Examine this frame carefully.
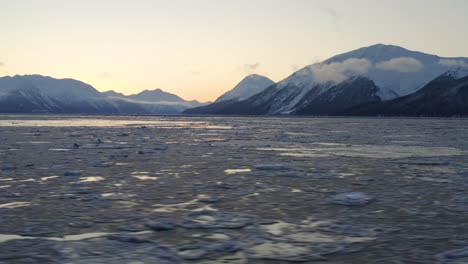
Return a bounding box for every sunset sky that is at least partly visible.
[2,0,468,102]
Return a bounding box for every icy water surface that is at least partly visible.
[0,115,468,263]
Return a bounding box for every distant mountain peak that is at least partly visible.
[128,88,186,103]
[324,43,431,65]
[364,43,408,50]
[215,74,274,102]
[244,73,268,79]
[102,90,125,98]
[145,88,163,92]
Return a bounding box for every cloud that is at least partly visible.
[97,72,115,79]
[243,63,260,74]
[376,57,424,72]
[438,59,468,68]
[308,58,372,84]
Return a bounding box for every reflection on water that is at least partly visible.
[0,116,232,129]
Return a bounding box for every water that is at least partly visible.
[0,115,467,263]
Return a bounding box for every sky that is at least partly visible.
[1,0,468,102]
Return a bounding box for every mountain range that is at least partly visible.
[2,44,468,116]
[184,44,468,117]
[0,75,205,114]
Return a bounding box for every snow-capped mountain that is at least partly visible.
[0,74,102,100]
[183,74,274,114]
[0,75,205,114]
[346,68,468,117]
[323,44,468,98]
[128,89,186,103]
[215,74,274,102]
[184,44,468,115]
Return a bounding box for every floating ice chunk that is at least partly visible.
[152,198,199,213]
[283,232,337,243]
[200,251,247,264]
[177,245,208,260]
[49,232,115,241]
[0,230,154,243]
[254,164,290,171]
[0,234,35,243]
[145,220,176,231]
[0,178,14,181]
[180,211,255,229]
[261,221,297,236]
[247,241,320,261]
[331,192,372,206]
[78,176,105,183]
[206,233,231,240]
[101,193,135,200]
[48,148,72,152]
[89,161,113,167]
[41,176,59,181]
[224,169,252,175]
[133,175,159,180]
[18,179,36,182]
[0,202,30,209]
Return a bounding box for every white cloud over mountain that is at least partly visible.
[376,57,424,72]
[309,58,372,84]
[438,59,468,68]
